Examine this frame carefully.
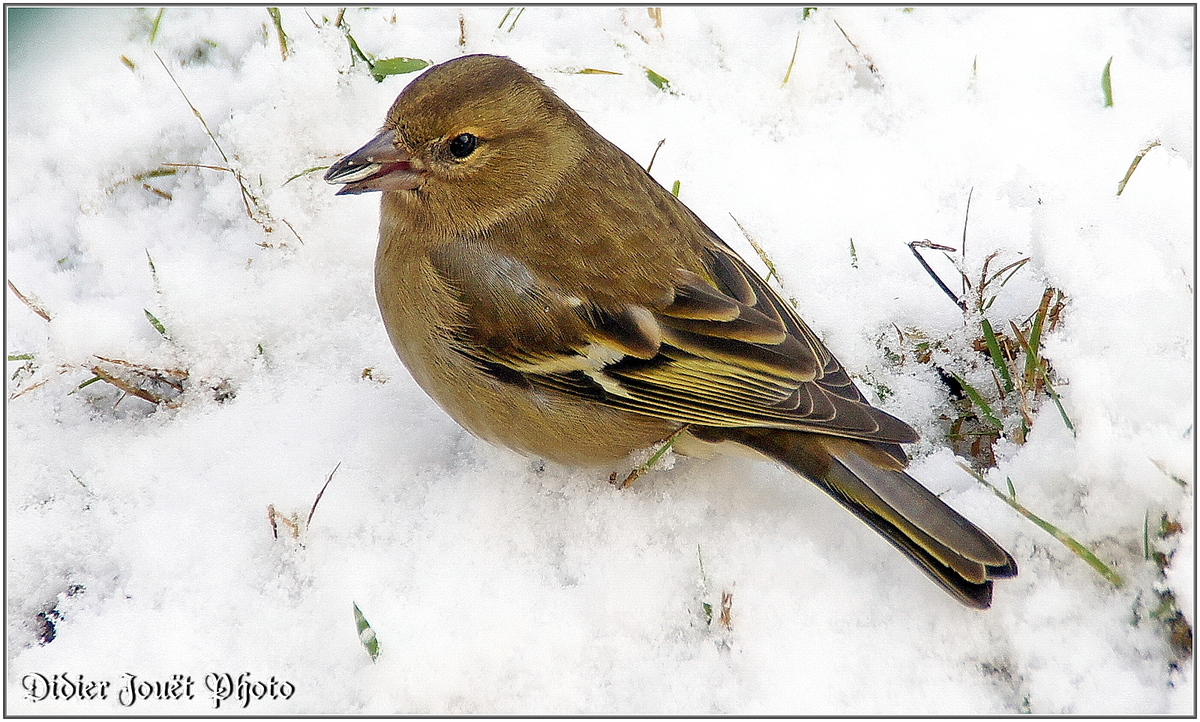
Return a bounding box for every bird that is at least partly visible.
[325,53,1017,608]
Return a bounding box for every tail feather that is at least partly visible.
[693,426,1017,609]
[820,447,1017,607]
[824,437,1016,572]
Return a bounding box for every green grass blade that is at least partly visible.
[144,309,170,339]
[1023,289,1054,385]
[645,430,681,469]
[139,167,179,180]
[371,56,431,78]
[617,425,686,488]
[345,33,373,66]
[149,8,165,44]
[986,256,1030,289]
[670,180,680,197]
[267,7,289,60]
[1101,56,1114,107]
[353,602,381,662]
[949,371,1003,430]
[72,375,103,393]
[645,67,672,92]
[1040,373,1076,434]
[960,464,1124,588]
[8,353,35,362]
[507,7,525,31]
[497,7,525,32]
[1003,314,1080,431]
[284,166,330,185]
[980,318,1013,393]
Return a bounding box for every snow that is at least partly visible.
[5,6,1193,715]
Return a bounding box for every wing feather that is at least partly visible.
[433,237,918,445]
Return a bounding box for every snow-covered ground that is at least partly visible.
[6,6,1193,714]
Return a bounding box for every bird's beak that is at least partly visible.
[324,130,423,195]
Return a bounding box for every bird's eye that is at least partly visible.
[447,133,478,159]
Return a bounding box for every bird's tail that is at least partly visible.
[693,427,1018,609]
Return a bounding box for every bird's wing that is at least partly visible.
[431,238,918,446]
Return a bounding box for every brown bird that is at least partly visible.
[325,54,1017,608]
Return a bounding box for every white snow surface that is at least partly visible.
[5,6,1194,715]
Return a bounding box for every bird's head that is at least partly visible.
[325,54,589,233]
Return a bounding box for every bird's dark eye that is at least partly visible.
[448,133,478,159]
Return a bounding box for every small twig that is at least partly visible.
[781,28,801,87]
[306,462,342,527]
[142,183,172,200]
[1116,140,1161,196]
[731,214,779,284]
[156,59,298,246]
[718,590,733,629]
[832,19,882,86]
[162,162,234,173]
[645,138,666,174]
[960,187,969,279]
[156,55,232,169]
[9,376,55,401]
[7,281,52,322]
[268,504,302,540]
[89,366,163,405]
[907,241,965,311]
[93,356,187,386]
[280,218,305,245]
[156,54,259,223]
[1150,459,1188,488]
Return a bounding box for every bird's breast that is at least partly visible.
[373,229,676,466]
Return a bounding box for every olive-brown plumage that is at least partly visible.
[326,54,1017,608]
